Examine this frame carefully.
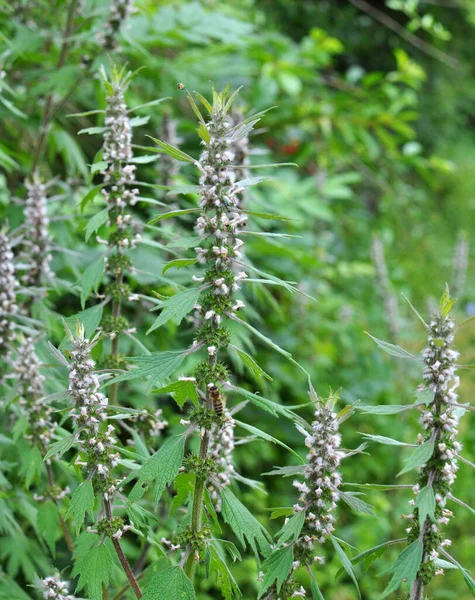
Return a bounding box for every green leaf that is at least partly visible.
[360,433,413,447]
[198,122,210,144]
[415,485,435,526]
[153,380,198,407]
[380,541,423,598]
[358,404,413,415]
[129,155,158,164]
[440,552,475,594]
[147,287,202,333]
[19,445,44,487]
[127,435,186,505]
[258,546,294,597]
[309,570,325,600]
[66,480,95,534]
[231,345,273,381]
[162,258,198,275]
[194,91,213,114]
[107,350,186,389]
[36,501,59,555]
[344,483,411,491]
[147,137,195,163]
[230,386,298,421]
[64,304,103,339]
[79,184,104,212]
[79,256,105,309]
[440,285,456,318]
[85,208,108,242]
[91,161,108,174]
[241,209,295,222]
[44,432,76,461]
[78,126,108,135]
[276,510,305,545]
[234,420,303,461]
[262,465,306,478]
[398,439,435,477]
[331,536,361,598]
[126,502,159,533]
[141,566,196,600]
[73,543,113,600]
[171,473,194,514]
[206,542,241,599]
[366,333,419,360]
[339,491,376,516]
[148,208,201,224]
[221,488,271,557]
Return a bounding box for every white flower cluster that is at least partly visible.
[407,313,461,576]
[13,336,55,450]
[21,178,52,286]
[193,106,248,314]
[68,329,119,495]
[0,231,18,357]
[38,574,75,600]
[129,407,168,445]
[293,401,344,553]
[100,0,134,50]
[207,411,235,510]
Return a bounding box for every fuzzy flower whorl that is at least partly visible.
[13,336,55,449]
[407,307,461,583]
[293,397,344,559]
[21,178,52,286]
[101,0,134,50]
[67,327,119,496]
[37,574,75,600]
[0,232,18,356]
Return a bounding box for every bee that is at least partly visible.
[207,383,223,416]
[177,83,185,90]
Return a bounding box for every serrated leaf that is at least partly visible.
[141,566,196,600]
[331,536,361,598]
[36,501,59,555]
[380,541,423,598]
[107,350,186,389]
[221,488,271,557]
[415,485,436,526]
[44,432,76,461]
[19,445,44,487]
[73,543,113,600]
[126,502,159,534]
[148,208,201,224]
[66,480,95,534]
[398,439,434,477]
[276,510,305,545]
[79,256,105,308]
[366,333,419,360]
[85,208,108,242]
[206,542,241,599]
[79,184,104,211]
[339,491,375,516]
[234,420,303,461]
[232,346,272,381]
[258,546,294,597]
[127,435,186,505]
[262,465,306,478]
[147,137,195,163]
[147,287,201,333]
[162,258,198,275]
[153,380,198,407]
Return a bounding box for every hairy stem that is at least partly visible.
[104,498,142,599]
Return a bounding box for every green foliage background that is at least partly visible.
[0,0,474,599]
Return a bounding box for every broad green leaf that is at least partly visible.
[147,137,195,163]
[153,380,198,407]
[415,485,435,526]
[276,510,305,545]
[44,432,76,461]
[398,439,434,476]
[36,501,59,555]
[234,420,303,461]
[366,333,419,360]
[141,566,196,600]
[331,536,361,599]
[258,546,294,597]
[171,473,194,514]
[147,287,201,333]
[380,541,423,598]
[73,543,113,600]
[162,258,198,275]
[221,488,271,556]
[79,256,105,308]
[85,208,108,242]
[339,491,375,516]
[127,435,186,505]
[19,445,44,487]
[148,208,201,224]
[107,350,186,388]
[66,480,95,534]
[79,184,104,212]
[231,345,273,381]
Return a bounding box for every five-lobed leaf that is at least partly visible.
[258,546,294,597]
[147,287,202,333]
[72,543,113,600]
[380,540,423,598]
[66,480,95,534]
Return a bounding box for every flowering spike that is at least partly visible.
[207,411,235,511]
[100,0,135,50]
[0,231,19,358]
[36,574,76,600]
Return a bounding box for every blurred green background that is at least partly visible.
[0,0,474,598]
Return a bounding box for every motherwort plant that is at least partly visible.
[0,231,18,361]
[367,288,474,598]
